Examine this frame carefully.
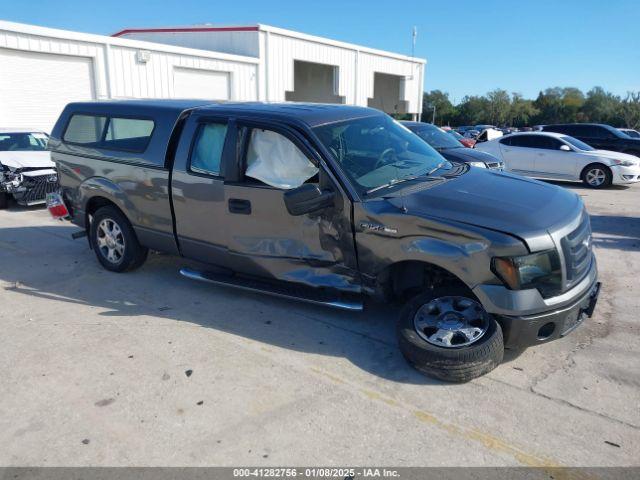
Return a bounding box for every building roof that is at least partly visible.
[112,24,426,64]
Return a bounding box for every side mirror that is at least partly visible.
[283,184,335,216]
[560,145,572,151]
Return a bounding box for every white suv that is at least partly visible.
[476,131,640,188]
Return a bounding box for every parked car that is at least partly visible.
[401,122,503,169]
[475,132,640,188]
[47,100,600,382]
[0,128,57,208]
[463,129,480,139]
[542,123,640,157]
[448,129,476,148]
[618,128,640,139]
[474,124,496,132]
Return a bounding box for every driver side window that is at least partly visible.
[244,128,319,190]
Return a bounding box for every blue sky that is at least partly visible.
[1,0,638,102]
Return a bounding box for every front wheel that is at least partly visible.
[0,192,8,209]
[581,164,612,189]
[397,288,504,382]
[90,206,148,272]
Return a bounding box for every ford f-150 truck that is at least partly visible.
[47,100,600,382]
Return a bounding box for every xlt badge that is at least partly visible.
[360,222,398,235]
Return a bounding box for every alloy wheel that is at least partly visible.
[96,218,126,264]
[413,296,490,348]
[586,168,606,187]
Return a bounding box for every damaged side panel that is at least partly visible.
[353,199,528,294]
[220,183,361,292]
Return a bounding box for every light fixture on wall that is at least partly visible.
[136,50,151,64]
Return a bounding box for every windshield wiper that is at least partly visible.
[365,174,425,195]
[425,161,448,177]
[364,161,450,196]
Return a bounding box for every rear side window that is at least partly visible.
[190,123,228,176]
[63,114,155,153]
[104,118,155,152]
[63,114,107,145]
[508,135,550,148]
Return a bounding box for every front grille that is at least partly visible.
[561,214,593,289]
[18,174,59,205]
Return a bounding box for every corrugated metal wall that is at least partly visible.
[107,45,257,100]
[116,26,425,116]
[0,21,259,103]
[264,32,357,104]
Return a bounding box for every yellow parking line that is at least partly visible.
[309,366,594,479]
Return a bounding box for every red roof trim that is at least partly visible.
[112,26,259,37]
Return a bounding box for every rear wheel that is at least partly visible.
[0,192,8,209]
[90,206,148,272]
[581,163,612,188]
[397,287,504,382]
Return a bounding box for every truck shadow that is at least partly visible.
[0,224,451,385]
[589,214,640,252]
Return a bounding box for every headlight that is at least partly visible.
[492,250,562,297]
[612,159,636,167]
[468,161,487,168]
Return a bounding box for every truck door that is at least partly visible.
[171,114,231,266]
[221,120,360,292]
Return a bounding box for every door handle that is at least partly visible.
[228,198,251,215]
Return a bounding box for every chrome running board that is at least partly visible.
[179,267,363,311]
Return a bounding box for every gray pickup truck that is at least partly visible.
[47,100,600,382]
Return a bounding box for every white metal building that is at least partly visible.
[114,25,425,119]
[0,20,259,132]
[0,20,425,133]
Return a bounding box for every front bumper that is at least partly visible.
[1,169,58,205]
[498,281,600,349]
[611,165,640,184]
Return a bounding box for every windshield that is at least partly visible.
[0,132,48,152]
[314,115,452,195]
[562,136,595,151]
[413,125,463,150]
[449,130,464,140]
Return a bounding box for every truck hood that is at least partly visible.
[386,168,582,250]
[0,151,54,170]
[439,147,501,165]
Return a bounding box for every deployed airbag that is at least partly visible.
[246,129,319,189]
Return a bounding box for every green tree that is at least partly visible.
[486,89,511,126]
[454,95,490,125]
[583,87,622,124]
[509,93,539,127]
[560,87,585,122]
[621,92,640,129]
[421,90,456,125]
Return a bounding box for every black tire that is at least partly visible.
[397,287,504,382]
[0,192,8,210]
[89,205,148,272]
[581,163,612,189]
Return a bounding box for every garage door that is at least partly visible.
[173,67,230,100]
[0,48,96,133]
